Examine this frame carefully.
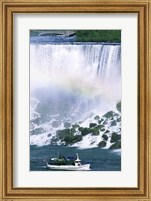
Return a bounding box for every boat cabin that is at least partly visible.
[74,153,81,166]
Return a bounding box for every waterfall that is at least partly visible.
[30,44,121,90]
[30,43,121,147]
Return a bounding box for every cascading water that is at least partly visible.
[30,42,121,148]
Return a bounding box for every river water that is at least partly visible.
[30,145,121,171]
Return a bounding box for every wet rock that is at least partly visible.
[98,119,104,124]
[102,134,108,141]
[78,127,84,132]
[89,123,97,128]
[96,124,104,130]
[111,120,116,126]
[57,129,71,138]
[52,121,61,128]
[105,130,110,134]
[58,129,82,145]
[91,127,100,136]
[81,128,91,136]
[64,122,71,128]
[40,114,51,123]
[117,117,121,122]
[116,101,121,112]
[98,141,106,148]
[71,128,76,134]
[109,141,121,149]
[51,137,59,145]
[103,111,115,118]
[110,132,121,143]
[94,115,100,120]
[47,133,52,137]
[31,127,44,135]
[72,124,79,129]
[31,118,40,126]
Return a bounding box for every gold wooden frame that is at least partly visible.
[0,0,151,200]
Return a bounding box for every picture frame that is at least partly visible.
[0,0,151,200]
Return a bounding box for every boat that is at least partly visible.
[46,153,91,171]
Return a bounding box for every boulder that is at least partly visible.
[47,133,52,137]
[57,129,71,139]
[117,117,121,122]
[64,134,82,145]
[78,127,84,132]
[56,128,82,145]
[81,128,91,136]
[98,141,106,148]
[102,134,108,141]
[110,133,121,143]
[32,118,40,125]
[98,119,104,124]
[116,101,121,112]
[103,111,115,118]
[31,127,44,135]
[89,123,97,128]
[111,120,116,126]
[52,121,60,128]
[64,122,71,128]
[72,124,79,129]
[91,127,100,135]
[94,115,100,120]
[109,141,121,149]
[51,137,59,145]
[97,125,104,130]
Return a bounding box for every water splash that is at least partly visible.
[30,43,121,147]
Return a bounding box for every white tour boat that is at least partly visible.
[46,153,90,171]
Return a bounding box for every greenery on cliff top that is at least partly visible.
[76,30,121,42]
[30,30,121,43]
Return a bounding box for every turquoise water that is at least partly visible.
[30,145,121,171]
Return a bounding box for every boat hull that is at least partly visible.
[46,164,90,171]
